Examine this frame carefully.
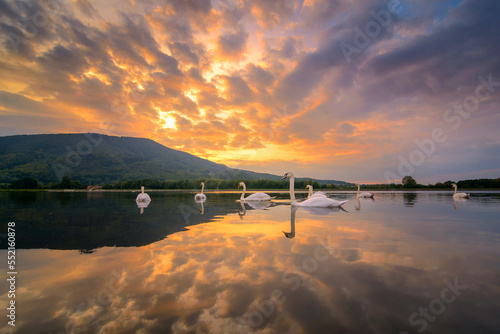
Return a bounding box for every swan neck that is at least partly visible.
[357,184,360,194]
[453,186,457,194]
[201,183,204,193]
[141,186,144,194]
[240,183,246,200]
[289,176,296,201]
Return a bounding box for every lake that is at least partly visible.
[1,190,499,334]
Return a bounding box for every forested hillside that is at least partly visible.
[0,133,350,187]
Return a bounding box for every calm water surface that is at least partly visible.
[1,190,499,334]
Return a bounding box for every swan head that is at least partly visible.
[452,184,457,189]
[305,185,312,189]
[281,172,294,180]
[200,182,204,186]
[141,186,145,193]
[238,182,245,189]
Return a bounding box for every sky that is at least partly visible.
[0,0,499,184]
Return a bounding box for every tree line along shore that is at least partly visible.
[2,175,500,191]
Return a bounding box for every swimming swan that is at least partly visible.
[195,182,207,201]
[238,182,274,201]
[305,185,327,198]
[452,184,469,199]
[281,172,348,207]
[136,186,151,202]
[356,184,374,198]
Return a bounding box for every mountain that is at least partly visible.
[0,133,276,184]
[0,133,350,186]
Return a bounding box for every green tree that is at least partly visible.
[402,175,417,188]
[443,180,454,188]
[59,175,72,189]
[10,177,39,189]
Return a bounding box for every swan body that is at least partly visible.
[136,186,151,202]
[452,184,469,199]
[282,172,348,208]
[305,185,327,198]
[356,184,374,198]
[195,182,207,201]
[298,196,349,207]
[238,182,273,201]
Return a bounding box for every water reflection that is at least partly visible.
[282,207,296,239]
[453,197,468,210]
[244,200,273,210]
[238,200,275,218]
[195,197,205,214]
[354,197,374,211]
[1,191,499,334]
[0,192,240,250]
[403,192,418,206]
[238,201,246,217]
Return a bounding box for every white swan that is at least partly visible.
[238,182,274,201]
[305,185,327,198]
[356,184,374,198]
[452,184,469,199]
[281,172,348,207]
[136,186,151,202]
[194,182,207,201]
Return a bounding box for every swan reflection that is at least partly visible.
[238,201,246,218]
[195,197,205,214]
[245,201,272,210]
[282,205,346,239]
[283,207,297,239]
[299,205,347,215]
[453,197,468,210]
[238,200,273,219]
[355,197,374,211]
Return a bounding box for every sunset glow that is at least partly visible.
[1,0,499,183]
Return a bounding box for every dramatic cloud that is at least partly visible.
[1,0,499,183]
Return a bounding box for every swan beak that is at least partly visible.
[237,184,241,188]
[281,174,288,180]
